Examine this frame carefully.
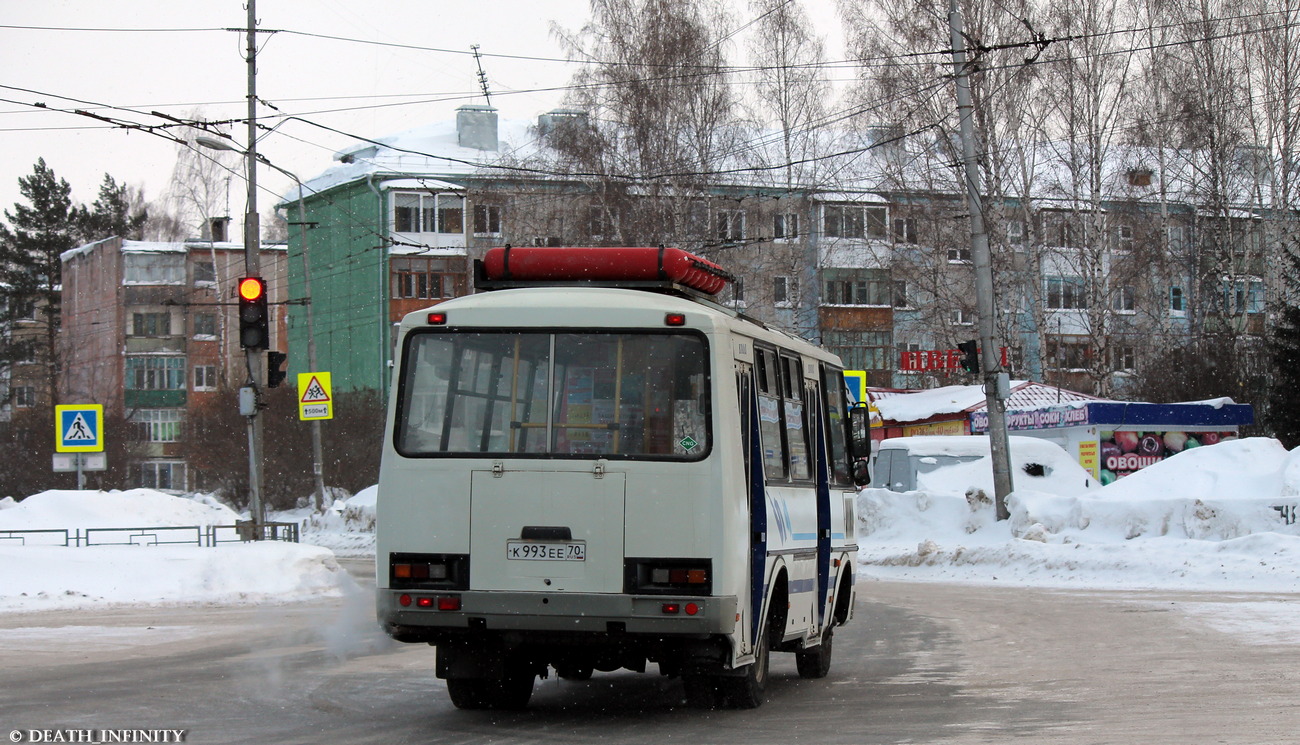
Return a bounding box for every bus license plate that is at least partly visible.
[506,541,586,561]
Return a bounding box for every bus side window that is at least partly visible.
[820,364,854,487]
[756,347,787,480]
[782,354,812,481]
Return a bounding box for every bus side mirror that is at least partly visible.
[848,406,872,487]
[849,406,871,459]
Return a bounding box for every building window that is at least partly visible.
[392,257,457,300]
[193,261,215,284]
[773,276,797,307]
[131,312,171,337]
[1166,225,1188,252]
[588,206,607,238]
[1046,276,1088,310]
[193,365,218,391]
[124,254,186,284]
[1111,345,1136,372]
[947,245,972,262]
[823,268,902,306]
[1111,285,1136,313]
[893,216,917,244]
[1170,286,1185,315]
[717,210,745,242]
[1128,168,1154,187]
[192,313,217,338]
[1221,278,1264,315]
[393,192,464,234]
[473,204,502,235]
[1046,336,1090,370]
[823,204,887,239]
[773,213,798,241]
[126,357,186,390]
[132,409,183,443]
[12,385,35,408]
[1114,223,1134,251]
[138,461,187,492]
[438,195,464,234]
[1007,219,1026,246]
[950,308,974,325]
[823,330,893,370]
[1041,212,1081,247]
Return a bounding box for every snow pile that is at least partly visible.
[1,488,240,530]
[275,486,377,558]
[0,489,350,613]
[857,438,1300,592]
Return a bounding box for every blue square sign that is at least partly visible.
[55,404,103,453]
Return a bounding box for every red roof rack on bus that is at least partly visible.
[474,246,735,298]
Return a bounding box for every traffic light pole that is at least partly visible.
[242,0,265,529]
[949,0,1014,519]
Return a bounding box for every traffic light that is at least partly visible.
[958,339,980,373]
[237,277,269,349]
[266,350,287,388]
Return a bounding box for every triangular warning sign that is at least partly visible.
[300,376,330,403]
[64,412,96,442]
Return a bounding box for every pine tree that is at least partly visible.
[0,159,81,408]
[79,174,148,241]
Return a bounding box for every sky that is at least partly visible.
[0,1,849,230]
[0,1,604,223]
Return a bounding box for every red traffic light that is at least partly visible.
[238,277,265,301]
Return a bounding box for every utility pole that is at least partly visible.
[948,0,1015,519]
[243,0,266,528]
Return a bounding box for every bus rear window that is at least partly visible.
[396,331,710,460]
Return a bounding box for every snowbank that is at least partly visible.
[857,438,1300,592]
[275,485,377,558]
[0,489,351,613]
[0,542,348,613]
[0,489,240,530]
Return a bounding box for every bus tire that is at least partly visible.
[718,620,770,709]
[445,668,535,710]
[795,624,833,679]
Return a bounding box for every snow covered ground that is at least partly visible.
[1,438,1297,634]
[856,437,1300,595]
[0,487,364,614]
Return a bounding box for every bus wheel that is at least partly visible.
[795,624,833,679]
[718,623,770,709]
[446,668,535,710]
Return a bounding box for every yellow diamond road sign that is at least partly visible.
[298,372,333,421]
[56,404,104,453]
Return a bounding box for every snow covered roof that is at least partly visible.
[61,238,284,263]
[292,116,543,201]
[871,382,1105,423]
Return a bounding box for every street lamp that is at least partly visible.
[196,136,329,513]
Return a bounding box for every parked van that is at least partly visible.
[870,435,1097,495]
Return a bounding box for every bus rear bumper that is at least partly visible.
[378,589,737,640]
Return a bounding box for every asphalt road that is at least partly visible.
[1,559,1297,744]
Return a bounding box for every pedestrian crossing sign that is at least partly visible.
[55,404,104,453]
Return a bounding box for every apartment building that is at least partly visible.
[60,233,287,491]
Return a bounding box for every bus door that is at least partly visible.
[807,375,832,630]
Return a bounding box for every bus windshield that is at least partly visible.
[396,331,710,460]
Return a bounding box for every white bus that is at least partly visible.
[377,247,869,710]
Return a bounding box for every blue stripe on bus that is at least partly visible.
[832,533,845,540]
[791,532,818,541]
[789,578,816,594]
